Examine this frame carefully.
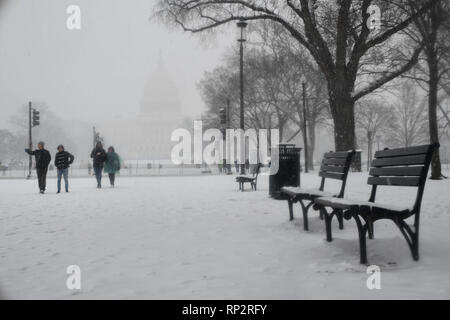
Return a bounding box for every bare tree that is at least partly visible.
[0,129,26,165]
[198,31,330,170]
[155,0,436,152]
[256,23,329,169]
[388,81,429,148]
[355,99,392,169]
[405,0,449,179]
[198,50,279,134]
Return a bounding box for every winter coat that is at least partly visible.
[54,151,75,169]
[90,147,107,168]
[25,149,51,169]
[104,152,121,174]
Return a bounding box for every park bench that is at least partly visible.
[236,163,262,191]
[313,143,439,264]
[280,150,355,231]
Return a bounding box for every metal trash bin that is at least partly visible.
[351,149,362,172]
[269,144,301,199]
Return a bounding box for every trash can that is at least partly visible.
[351,149,362,172]
[269,144,301,199]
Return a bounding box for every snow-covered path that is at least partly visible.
[1,172,450,299]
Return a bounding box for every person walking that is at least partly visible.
[90,141,107,188]
[25,141,51,194]
[104,146,121,187]
[54,145,75,193]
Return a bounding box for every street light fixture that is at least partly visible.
[237,19,247,175]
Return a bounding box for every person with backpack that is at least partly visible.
[25,141,51,194]
[90,141,107,188]
[104,146,121,187]
[54,145,75,193]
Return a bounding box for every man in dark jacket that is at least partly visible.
[25,141,51,194]
[90,141,107,188]
[55,144,75,193]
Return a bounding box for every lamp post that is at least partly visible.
[237,19,247,175]
[226,99,232,174]
[27,101,32,179]
[301,77,309,173]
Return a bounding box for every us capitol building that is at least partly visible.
[98,57,183,160]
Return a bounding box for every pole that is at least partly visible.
[302,82,309,173]
[226,99,231,174]
[239,39,245,175]
[27,101,32,179]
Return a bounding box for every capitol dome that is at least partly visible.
[140,54,182,117]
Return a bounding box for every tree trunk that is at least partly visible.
[427,52,442,179]
[307,117,316,171]
[367,131,373,171]
[328,85,357,152]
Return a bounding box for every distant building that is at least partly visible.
[99,55,182,160]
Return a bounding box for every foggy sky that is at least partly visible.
[0,0,234,131]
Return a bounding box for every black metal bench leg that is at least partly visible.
[412,232,419,261]
[300,201,308,231]
[336,210,344,230]
[368,220,374,239]
[288,199,294,221]
[320,207,333,242]
[300,200,314,231]
[397,220,419,261]
[353,214,369,264]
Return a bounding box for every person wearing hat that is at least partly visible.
[54,144,75,193]
[25,141,51,194]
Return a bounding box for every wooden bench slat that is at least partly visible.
[371,154,427,167]
[320,165,347,173]
[324,151,352,159]
[374,145,430,158]
[319,171,344,180]
[369,166,424,177]
[322,158,348,166]
[367,176,421,186]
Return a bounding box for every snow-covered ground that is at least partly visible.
[1,171,449,299]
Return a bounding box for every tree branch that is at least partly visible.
[352,45,423,101]
[364,0,437,50]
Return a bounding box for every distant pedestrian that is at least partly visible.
[54,145,75,193]
[90,141,107,188]
[104,146,121,188]
[25,141,51,194]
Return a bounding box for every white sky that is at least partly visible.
[0,0,235,130]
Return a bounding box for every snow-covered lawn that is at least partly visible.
[1,172,449,299]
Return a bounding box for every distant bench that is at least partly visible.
[313,143,439,264]
[236,163,262,191]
